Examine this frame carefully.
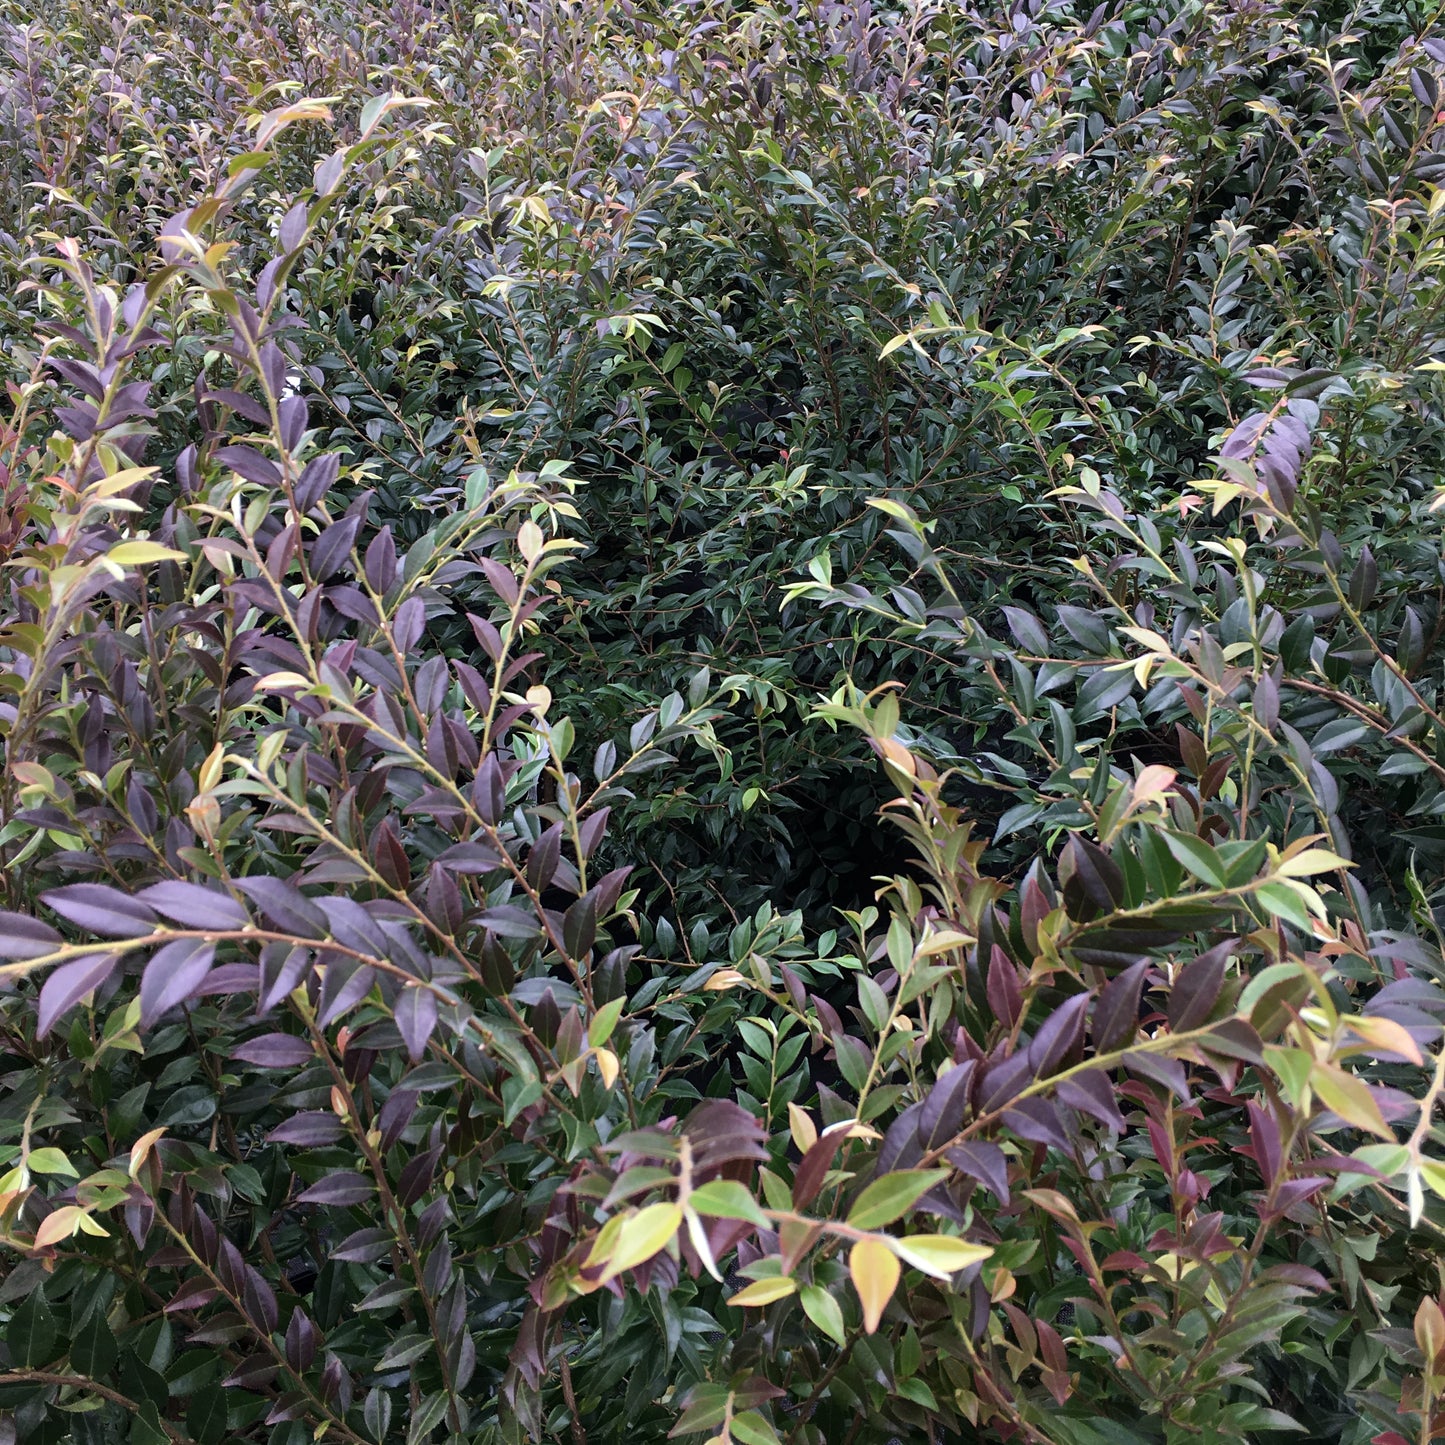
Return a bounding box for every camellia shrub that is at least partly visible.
[4,3,1445,1445]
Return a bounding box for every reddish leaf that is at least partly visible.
[1246,1100,1282,1185]
[986,945,1022,1027]
[793,1130,849,1209]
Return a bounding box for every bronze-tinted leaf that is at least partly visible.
[1092,959,1147,1053]
[1168,939,1233,1031]
[1059,835,1124,920]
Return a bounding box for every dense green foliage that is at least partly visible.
[5,1,1445,1443]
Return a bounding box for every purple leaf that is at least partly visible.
[137,881,248,930]
[946,1141,1010,1203]
[37,953,119,1034]
[1268,1176,1327,1215]
[394,986,438,1063]
[330,1227,393,1263]
[313,898,387,956]
[1059,835,1125,916]
[1220,412,1270,460]
[476,906,541,940]
[1002,1097,1071,1151]
[1027,993,1090,1079]
[918,1062,976,1150]
[243,1267,279,1333]
[296,456,338,520]
[43,884,158,938]
[260,945,313,1013]
[285,1309,318,1373]
[223,1356,279,1390]
[986,946,1022,1027]
[235,876,326,938]
[296,1173,375,1206]
[877,1101,926,1175]
[268,1113,346,1146]
[309,514,362,582]
[364,526,397,594]
[0,912,63,960]
[214,445,281,487]
[317,959,376,1028]
[190,963,258,998]
[140,939,216,1026]
[378,1088,418,1150]
[1124,1051,1192,1102]
[233,1033,314,1068]
[1169,939,1233,1031]
[979,1051,1033,1111]
[1056,1070,1125,1132]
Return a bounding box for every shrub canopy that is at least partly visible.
[3,2,1445,1444]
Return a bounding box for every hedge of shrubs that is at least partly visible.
[3,2,1445,1443]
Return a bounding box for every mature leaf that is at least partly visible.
[137,881,248,930]
[43,884,158,938]
[37,952,119,1034]
[232,1033,314,1068]
[268,1113,347,1147]
[296,1173,376,1206]
[395,985,439,1063]
[234,876,327,937]
[139,939,215,1027]
[70,1307,118,1377]
[1092,961,1147,1053]
[0,911,63,959]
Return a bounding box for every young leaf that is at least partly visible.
[728,1276,796,1307]
[596,1203,682,1283]
[688,1179,770,1227]
[849,1238,900,1334]
[799,1284,846,1345]
[847,1169,949,1230]
[889,1234,992,1279]
[1310,1063,1393,1140]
